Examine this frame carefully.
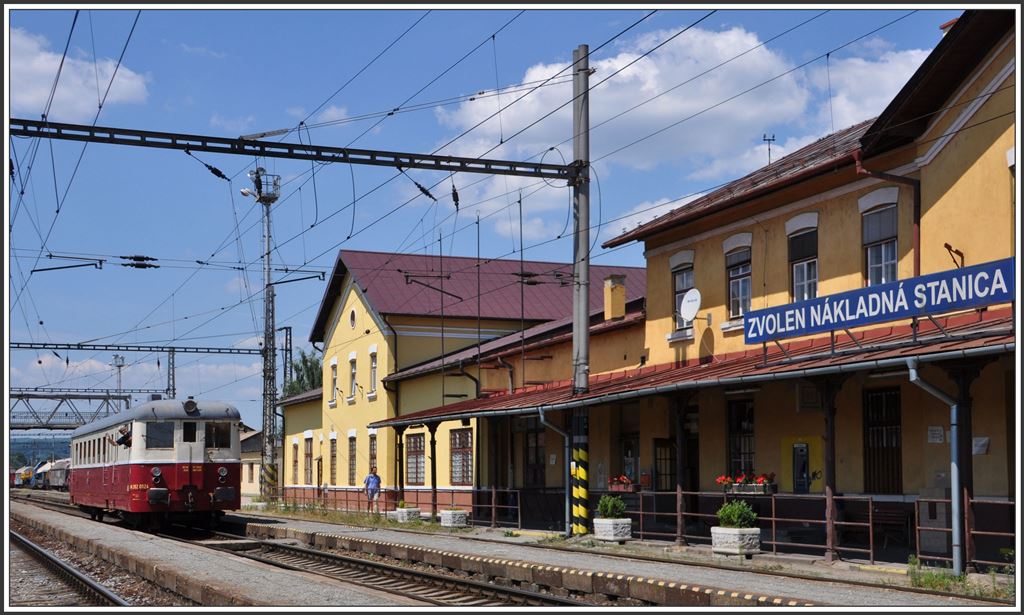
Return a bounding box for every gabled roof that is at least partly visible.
[310,250,645,342]
[603,119,873,248]
[386,297,645,383]
[860,10,1014,157]
[370,308,1013,428]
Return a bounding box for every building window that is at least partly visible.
[349,309,357,329]
[145,422,174,449]
[863,389,902,494]
[304,437,313,485]
[205,422,231,449]
[726,248,752,319]
[248,462,254,484]
[863,205,897,286]
[369,434,377,470]
[673,266,694,330]
[329,439,337,485]
[330,363,338,403]
[789,229,818,302]
[450,429,473,486]
[348,437,357,486]
[727,399,754,478]
[349,359,357,399]
[292,443,299,484]
[369,353,378,394]
[406,433,425,486]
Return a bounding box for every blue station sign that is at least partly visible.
[744,257,1015,344]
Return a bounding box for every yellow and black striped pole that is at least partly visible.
[260,463,278,500]
[571,409,590,535]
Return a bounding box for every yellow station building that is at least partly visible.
[369,10,1016,567]
[280,250,644,510]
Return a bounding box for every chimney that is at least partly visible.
[939,17,958,36]
[604,274,626,321]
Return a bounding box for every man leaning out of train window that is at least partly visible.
[108,424,132,448]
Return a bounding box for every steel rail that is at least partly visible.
[9,529,131,606]
[162,528,589,607]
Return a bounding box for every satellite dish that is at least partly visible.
[679,288,702,322]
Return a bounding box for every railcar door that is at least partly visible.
[178,420,204,509]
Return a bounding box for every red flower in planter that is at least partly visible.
[608,474,632,486]
[715,475,733,486]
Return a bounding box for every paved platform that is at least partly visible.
[9,502,418,607]
[228,509,996,607]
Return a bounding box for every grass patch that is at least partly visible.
[503,530,520,538]
[907,555,1015,600]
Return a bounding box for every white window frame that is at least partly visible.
[726,249,752,320]
[672,265,695,331]
[347,359,357,403]
[792,258,818,302]
[368,352,378,397]
[329,363,338,405]
[862,204,898,287]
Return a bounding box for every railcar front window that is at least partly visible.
[146,423,174,449]
[183,422,197,443]
[205,422,232,449]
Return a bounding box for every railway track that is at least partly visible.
[161,529,591,606]
[9,530,130,607]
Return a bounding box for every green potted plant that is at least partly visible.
[388,499,421,523]
[593,494,632,543]
[712,499,761,556]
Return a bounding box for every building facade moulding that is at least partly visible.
[785,212,819,236]
[858,186,900,214]
[722,232,752,254]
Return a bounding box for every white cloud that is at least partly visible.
[317,105,348,124]
[435,25,810,173]
[10,27,148,122]
[210,113,257,134]
[810,48,930,131]
[180,43,226,59]
[688,133,817,181]
[286,106,306,119]
[603,194,703,241]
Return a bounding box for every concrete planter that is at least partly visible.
[440,509,468,528]
[725,483,777,495]
[593,518,632,543]
[387,507,421,523]
[711,526,761,556]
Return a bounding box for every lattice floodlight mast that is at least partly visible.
[247,167,282,500]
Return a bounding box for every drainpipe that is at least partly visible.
[539,407,572,538]
[457,359,480,398]
[907,357,963,576]
[853,149,922,277]
[496,357,515,393]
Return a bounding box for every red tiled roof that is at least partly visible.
[369,308,1014,428]
[603,119,874,248]
[310,250,645,342]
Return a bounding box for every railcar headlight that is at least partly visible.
[151,467,162,477]
[218,466,228,477]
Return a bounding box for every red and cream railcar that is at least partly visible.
[69,398,241,525]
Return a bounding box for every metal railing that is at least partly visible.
[915,496,1016,569]
[273,486,522,528]
[599,488,881,563]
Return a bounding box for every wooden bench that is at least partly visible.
[840,507,911,549]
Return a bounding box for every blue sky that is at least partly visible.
[7,5,971,428]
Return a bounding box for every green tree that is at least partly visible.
[11,452,28,468]
[283,348,323,397]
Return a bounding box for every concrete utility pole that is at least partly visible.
[570,44,592,537]
[246,167,281,501]
[571,44,591,395]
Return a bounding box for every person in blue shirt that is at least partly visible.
[363,466,381,514]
